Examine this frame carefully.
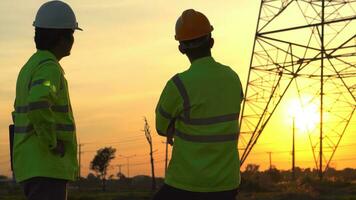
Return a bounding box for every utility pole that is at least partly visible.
[143,117,156,190]
[161,140,169,175]
[78,143,82,179]
[116,164,123,178]
[319,0,325,181]
[118,164,122,174]
[119,154,136,178]
[267,152,272,170]
[292,117,295,180]
[165,139,168,175]
[78,143,83,191]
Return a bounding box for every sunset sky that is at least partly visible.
[0,0,355,179]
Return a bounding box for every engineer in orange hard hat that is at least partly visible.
[154,9,243,200]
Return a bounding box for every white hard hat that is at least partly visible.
[33,1,82,31]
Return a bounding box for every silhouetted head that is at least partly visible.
[175,9,214,63]
[33,1,81,60]
[35,28,74,60]
[178,34,214,62]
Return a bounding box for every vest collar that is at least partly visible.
[36,50,58,62]
[190,56,215,68]
[35,50,65,74]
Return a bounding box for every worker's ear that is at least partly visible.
[178,45,186,54]
[209,38,214,49]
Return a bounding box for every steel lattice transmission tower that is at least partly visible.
[239,0,356,179]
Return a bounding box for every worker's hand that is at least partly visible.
[51,140,65,157]
[167,136,174,146]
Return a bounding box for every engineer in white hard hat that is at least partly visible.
[11,1,81,199]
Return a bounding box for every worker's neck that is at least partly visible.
[187,51,211,63]
[49,48,66,61]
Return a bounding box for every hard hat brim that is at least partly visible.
[175,25,213,41]
[33,22,83,31]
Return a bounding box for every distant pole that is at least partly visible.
[126,156,133,178]
[292,117,295,180]
[78,144,82,179]
[319,0,325,181]
[118,164,122,175]
[127,158,129,178]
[78,143,83,191]
[119,154,136,178]
[116,164,122,179]
[165,139,168,175]
[267,152,272,170]
[161,140,168,175]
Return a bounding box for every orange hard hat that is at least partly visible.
[175,9,214,41]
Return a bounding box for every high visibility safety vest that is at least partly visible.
[12,50,78,182]
[155,56,244,192]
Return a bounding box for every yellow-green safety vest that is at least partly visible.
[13,50,78,182]
[155,56,243,192]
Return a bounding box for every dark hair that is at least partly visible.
[34,28,74,50]
[180,34,212,55]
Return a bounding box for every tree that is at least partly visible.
[245,164,260,173]
[267,167,281,182]
[87,172,99,182]
[143,117,156,191]
[90,146,116,191]
[108,174,115,180]
[117,172,126,180]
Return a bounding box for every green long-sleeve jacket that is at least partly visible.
[13,50,78,182]
[155,56,244,192]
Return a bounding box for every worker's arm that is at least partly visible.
[155,78,183,137]
[238,75,244,103]
[236,74,244,124]
[27,63,62,151]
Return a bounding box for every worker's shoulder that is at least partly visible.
[29,54,61,74]
[173,61,240,80]
[215,60,236,72]
[175,69,189,78]
[32,63,62,79]
[214,60,241,80]
[166,73,183,87]
[23,51,59,69]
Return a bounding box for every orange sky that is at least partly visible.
[0,0,355,179]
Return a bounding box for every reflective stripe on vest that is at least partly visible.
[14,124,75,134]
[14,125,34,133]
[172,74,190,119]
[56,124,76,131]
[178,113,238,125]
[51,105,69,112]
[169,74,238,142]
[15,103,69,113]
[171,74,238,125]
[29,101,51,111]
[30,79,46,88]
[159,104,238,125]
[27,59,55,90]
[159,106,173,120]
[175,130,237,143]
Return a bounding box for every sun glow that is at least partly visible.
[288,98,320,132]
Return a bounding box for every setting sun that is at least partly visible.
[288,98,320,133]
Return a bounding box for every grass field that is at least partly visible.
[2,188,356,200]
[3,192,356,200]
[2,169,356,200]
